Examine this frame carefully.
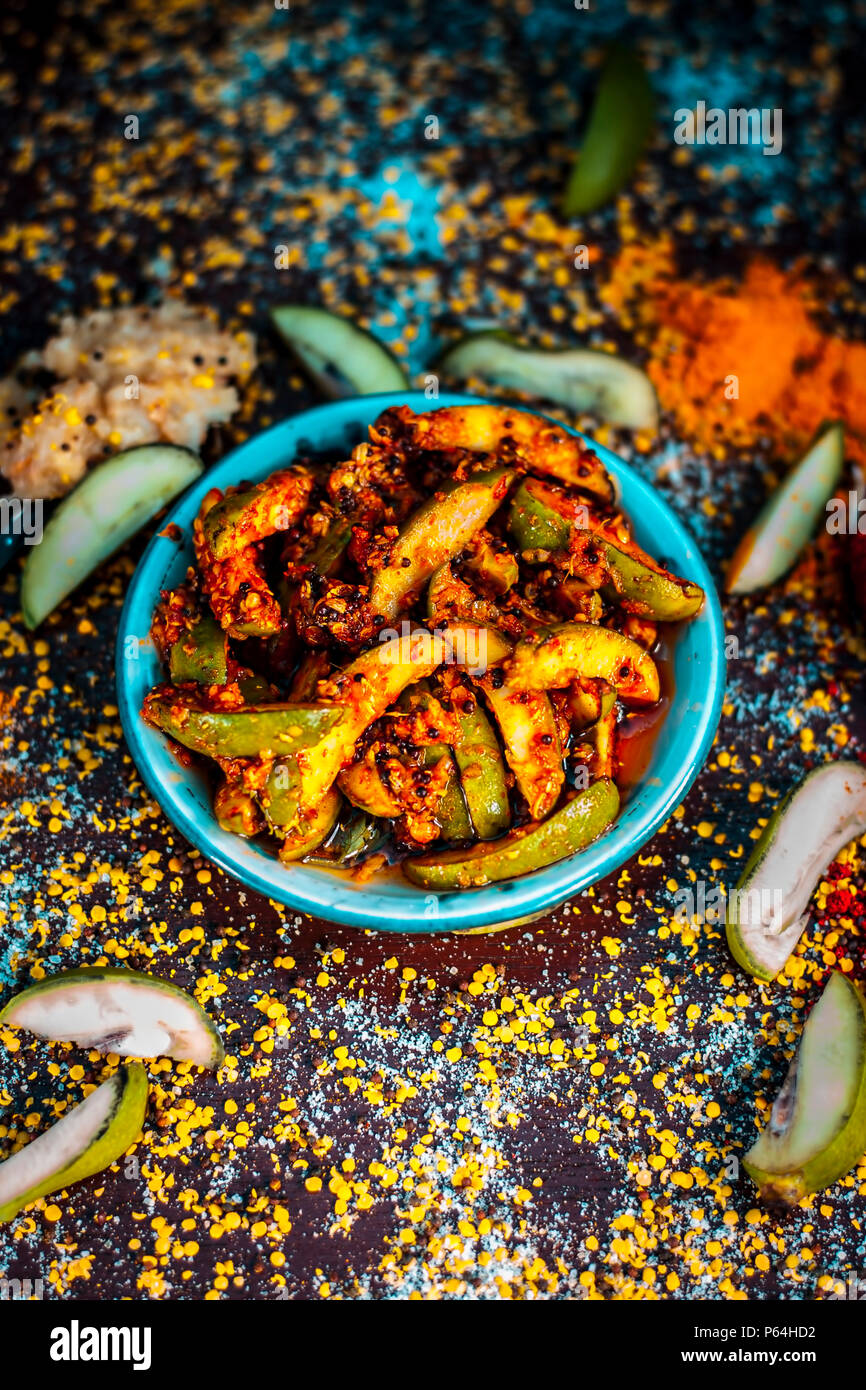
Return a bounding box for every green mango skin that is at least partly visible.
[144,697,342,759]
[403,777,619,890]
[259,757,302,832]
[452,700,511,840]
[369,467,514,623]
[169,616,228,686]
[743,975,866,1205]
[508,483,571,553]
[237,673,277,704]
[562,44,655,217]
[509,479,703,621]
[0,1063,147,1224]
[425,745,474,841]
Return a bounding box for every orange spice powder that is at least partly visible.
[602,245,866,464]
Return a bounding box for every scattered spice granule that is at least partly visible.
[604,248,866,465]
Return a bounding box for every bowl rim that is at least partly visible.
[116,391,725,932]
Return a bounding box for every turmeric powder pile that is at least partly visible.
[603,245,866,464]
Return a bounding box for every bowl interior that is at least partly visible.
[116,392,725,931]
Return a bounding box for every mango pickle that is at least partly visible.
[237,672,277,704]
[143,690,343,759]
[375,404,614,503]
[369,466,514,622]
[278,788,342,863]
[279,513,354,622]
[169,615,228,686]
[142,402,703,886]
[451,690,511,839]
[425,745,473,840]
[336,687,468,841]
[194,489,282,638]
[509,478,703,620]
[589,704,617,779]
[294,625,443,812]
[304,806,389,867]
[567,679,616,730]
[427,561,505,631]
[288,649,331,701]
[506,622,660,706]
[259,757,302,831]
[338,750,401,818]
[204,468,313,559]
[404,778,620,889]
[434,621,562,820]
[552,577,604,623]
[463,534,519,595]
[214,779,264,837]
[307,517,354,574]
[478,671,563,820]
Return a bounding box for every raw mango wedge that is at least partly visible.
[744,973,866,1205]
[726,761,866,981]
[21,444,203,629]
[438,331,657,432]
[0,966,225,1068]
[727,423,845,594]
[0,1064,147,1224]
[271,305,408,397]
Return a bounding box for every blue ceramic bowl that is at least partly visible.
[116,392,725,932]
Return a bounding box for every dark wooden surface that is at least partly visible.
[0,0,865,1300]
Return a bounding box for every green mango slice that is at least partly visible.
[744,973,866,1204]
[727,761,866,980]
[0,1064,147,1224]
